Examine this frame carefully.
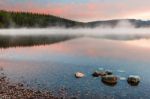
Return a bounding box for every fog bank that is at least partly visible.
[1,20,150,40]
[0,27,150,40]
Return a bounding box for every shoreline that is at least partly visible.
[0,71,58,99]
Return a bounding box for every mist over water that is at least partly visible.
[0,21,150,40]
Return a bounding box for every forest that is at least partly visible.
[0,10,83,28]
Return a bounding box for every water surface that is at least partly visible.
[0,37,150,99]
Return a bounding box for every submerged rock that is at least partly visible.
[92,71,107,77]
[127,75,140,86]
[101,75,118,85]
[75,72,85,78]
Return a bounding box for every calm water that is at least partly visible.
[0,37,150,99]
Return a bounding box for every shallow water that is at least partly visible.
[0,37,150,99]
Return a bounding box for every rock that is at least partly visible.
[101,75,118,85]
[127,75,140,86]
[92,70,107,77]
[75,72,85,78]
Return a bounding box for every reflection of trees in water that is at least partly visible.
[0,35,80,48]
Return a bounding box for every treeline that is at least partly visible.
[0,10,84,28]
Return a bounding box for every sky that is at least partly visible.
[0,0,150,22]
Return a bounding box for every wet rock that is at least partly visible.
[75,72,85,78]
[127,75,140,86]
[92,70,107,77]
[101,75,118,85]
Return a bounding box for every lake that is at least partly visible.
[0,37,150,99]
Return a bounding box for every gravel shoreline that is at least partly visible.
[0,71,58,99]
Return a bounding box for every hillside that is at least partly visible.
[0,10,83,28]
[0,10,150,28]
[85,19,150,28]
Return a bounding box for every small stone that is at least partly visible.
[127,75,140,86]
[75,72,85,78]
[101,75,118,85]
